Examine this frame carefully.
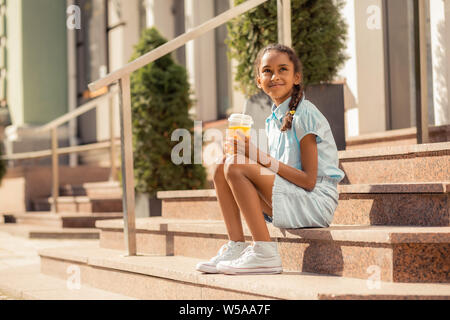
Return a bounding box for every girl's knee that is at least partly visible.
[224,161,243,181]
[212,163,225,182]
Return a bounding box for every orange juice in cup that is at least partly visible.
[226,114,254,156]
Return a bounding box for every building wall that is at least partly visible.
[108,0,141,73]
[144,0,186,66]
[184,0,218,122]
[429,0,450,126]
[385,0,417,130]
[7,0,68,126]
[338,0,450,135]
[339,0,359,137]
[214,0,231,119]
[338,0,388,135]
[82,0,141,144]
[228,0,247,116]
[0,0,7,111]
[145,0,175,40]
[446,0,450,124]
[7,0,449,147]
[354,0,387,134]
[65,0,450,152]
[141,0,246,122]
[6,0,24,125]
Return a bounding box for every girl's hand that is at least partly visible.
[225,130,259,163]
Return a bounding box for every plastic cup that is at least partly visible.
[225,114,254,156]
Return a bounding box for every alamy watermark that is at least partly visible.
[171,122,279,175]
[366,5,381,30]
[66,265,81,290]
[67,5,81,30]
[366,265,381,290]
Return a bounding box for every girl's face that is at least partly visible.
[256,51,301,106]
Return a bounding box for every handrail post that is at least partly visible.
[51,128,59,213]
[109,91,118,181]
[415,0,429,144]
[118,75,137,256]
[277,0,292,47]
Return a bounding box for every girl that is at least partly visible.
[196,44,345,275]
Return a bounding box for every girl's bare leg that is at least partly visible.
[213,156,274,243]
[213,158,245,242]
[223,155,276,242]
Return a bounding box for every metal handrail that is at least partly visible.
[87,0,292,256]
[1,87,120,213]
[2,140,121,160]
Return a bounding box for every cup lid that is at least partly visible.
[228,113,254,124]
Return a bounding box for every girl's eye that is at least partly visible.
[263,69,272,73]
[280,67,287,71]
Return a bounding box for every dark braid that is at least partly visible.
[280,84,304,132]
[254,44,305,132]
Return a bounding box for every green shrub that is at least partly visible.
[130,27,208,197]
[226,0,348,97]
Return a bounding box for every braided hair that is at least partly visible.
[254,44,304,132]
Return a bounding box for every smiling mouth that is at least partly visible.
[270,84,284,87]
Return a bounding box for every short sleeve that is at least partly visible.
[293,107,325,144]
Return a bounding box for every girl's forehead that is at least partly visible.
[260,51,292,68]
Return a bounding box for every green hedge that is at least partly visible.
[226,0,348,97]
[130,27,207,197]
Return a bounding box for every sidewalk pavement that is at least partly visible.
[1,290,15,300]
[0,230,122,300]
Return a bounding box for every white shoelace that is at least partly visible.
[212,242,241,262]
[232,245,255,265]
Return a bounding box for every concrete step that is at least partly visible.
[338,142,449,184]
[33,196,122,213]
[335,182,449,226]
[9,212,123,228]
[0,223,99,239]
[38,246,450,300]
[345,124,450,150]
[157,182,450,226]
[60,181,122,197]
[158,189,219,220]
[95,217,450,284]
[0,264,135,300]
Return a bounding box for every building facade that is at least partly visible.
[2,0,450,161]
[340,0,450,136]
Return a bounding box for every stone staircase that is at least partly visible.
[37,142,450,299]
[33,181,123,213]
[1,181,123,239]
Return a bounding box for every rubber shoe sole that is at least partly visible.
[216,264,283,275]
[195,262,219,274]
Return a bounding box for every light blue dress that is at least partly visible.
[263,95,345,229]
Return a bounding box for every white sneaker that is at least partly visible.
[195,240,250,273]
[216,241,283,275]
